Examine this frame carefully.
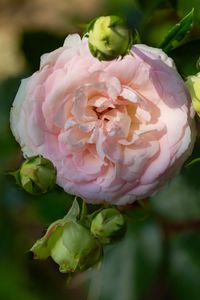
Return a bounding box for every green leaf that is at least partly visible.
[87,218,162,300]
[160,8,194,52]
[177,0,200,26]
[186,157,200,167]
[168,232,200,300]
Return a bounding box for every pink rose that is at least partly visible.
[10,34,196,205]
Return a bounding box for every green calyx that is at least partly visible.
[90,208,126,244]
[13,156,56,195]
[87,15,135,61]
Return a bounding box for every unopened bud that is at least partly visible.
[15,156,56,195]
[88,15,134,61]
[91,208,126,244]
[186,72,200,117]
[31,218,102,273]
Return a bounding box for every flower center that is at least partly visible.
[93,106,113,120]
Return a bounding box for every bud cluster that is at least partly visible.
[31,200,126,273]
[11,14,133,274]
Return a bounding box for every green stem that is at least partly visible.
[80,200,88,221]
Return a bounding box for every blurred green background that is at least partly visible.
[1,0,200,299]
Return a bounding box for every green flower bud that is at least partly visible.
[88,15,134,61]
[31,218,102,273]
[15,156,56,195]
[186,72,200,117]
[90,208,126,244]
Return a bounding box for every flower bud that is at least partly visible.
[90,208,126,244]
[186,72,200,116]
[31,218,102,273]
[88,15,133,61]
[17,156,56,195]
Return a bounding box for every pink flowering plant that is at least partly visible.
[9,12,200,276]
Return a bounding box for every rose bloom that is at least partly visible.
[10,34,196,205]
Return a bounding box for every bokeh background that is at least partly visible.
[1,0,200,299]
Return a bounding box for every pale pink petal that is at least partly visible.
[63,34,82,48]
